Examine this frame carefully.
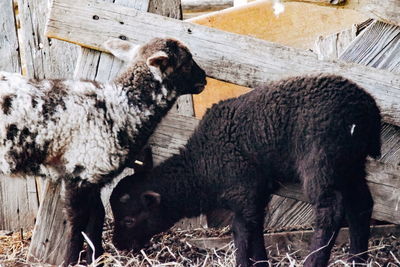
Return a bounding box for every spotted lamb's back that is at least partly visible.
[0,72,133,183]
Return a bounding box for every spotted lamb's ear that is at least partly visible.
[147,51,169,71]
[140,191,161,210]
[103,39,139,61]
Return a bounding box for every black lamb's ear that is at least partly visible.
[134,146,153,173]
[141,191,161,210]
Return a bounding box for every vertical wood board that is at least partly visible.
[0,0,38,231]
[0,0,21,73]
[16,0,79,79]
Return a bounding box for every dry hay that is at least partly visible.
[0,218,399,266]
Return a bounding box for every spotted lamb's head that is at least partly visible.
[104,37,207,95]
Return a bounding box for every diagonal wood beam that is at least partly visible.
[46,0,400,126]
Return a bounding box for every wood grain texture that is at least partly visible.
[0,0,21,73]
[182,0,233,12]
[313,27,358,60]
[0,176,38,230]
[28,181,68,264]
[0,0,38,231]
[340,21,400,73]
[17,0,78,79]
[265,196,313,229]
[45,0,400,127]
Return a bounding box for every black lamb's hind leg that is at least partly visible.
[84,186,105,264]
[305,189,344,267]
[63,181,92,266]
[301,161,345,267]
[342,167,373,265]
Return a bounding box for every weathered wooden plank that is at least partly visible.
[46,0,400,127]
[28,180,69,263]
[313,26,358,60]
[0,0,21,73]
[17,0,78,79]
[0,176,38,230]
[0,0,38,231]
[188,224,400,257]
[182,0,233,12]
[265,196,313,229]
[340,21,400,73]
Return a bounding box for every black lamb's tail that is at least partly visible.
[367,106,382,159]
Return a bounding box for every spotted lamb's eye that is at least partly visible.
[122,217,136,228]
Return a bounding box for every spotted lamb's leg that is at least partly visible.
[342,166,373,265]
[301,161,344,267]
[63,181,99,265]
[84,186,105,264]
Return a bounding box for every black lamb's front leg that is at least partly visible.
[63,181,104,266]
[232,212,268,267]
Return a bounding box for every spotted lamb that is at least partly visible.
[0,37,206,265]
[110,75,381,267]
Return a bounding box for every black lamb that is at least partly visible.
[110,75,381,267]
